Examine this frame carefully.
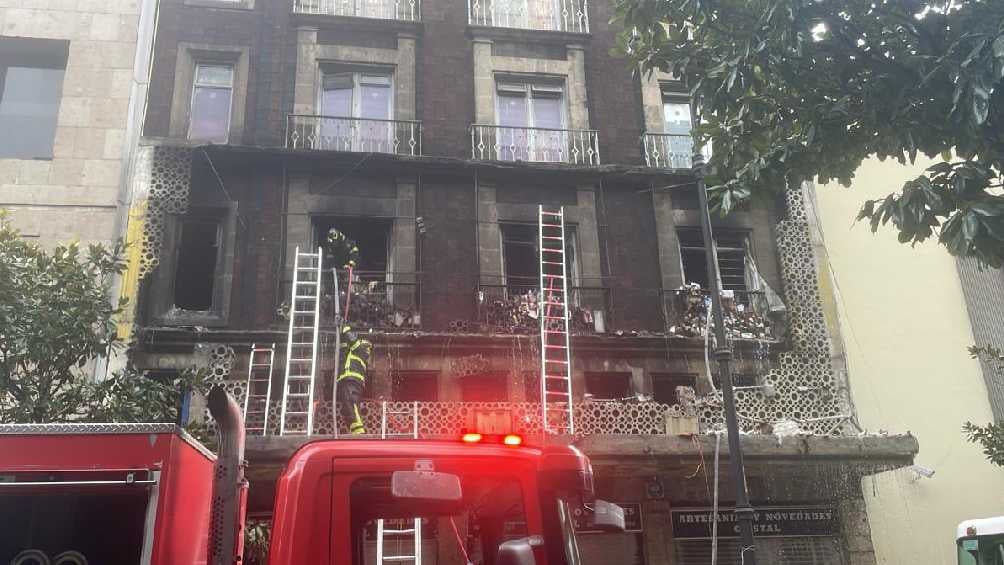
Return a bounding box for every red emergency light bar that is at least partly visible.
[460,431,523,447]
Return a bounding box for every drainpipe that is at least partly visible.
[207,385,248,565]
[97,0,162,380]
[691,103,758,564]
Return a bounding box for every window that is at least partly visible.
[319,70,393,151]
[392,371,438,402]
[460,372,508,402]
[314,217,391,273]
[651,373,696,405]
[173,215,222,311]
[495,78,566,161]
[188,63,234,142]
[661,92,694,166]
[0,37,68,159]
[678,228,749,292]
[584,372,632,401]
[500,223,579,291]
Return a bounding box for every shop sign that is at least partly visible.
[573,502,643,533]
[671,506,837,539]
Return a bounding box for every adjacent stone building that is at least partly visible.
[116,0,919,563]
[0,0,155,248]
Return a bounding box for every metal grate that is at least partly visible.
[675,537,844,565]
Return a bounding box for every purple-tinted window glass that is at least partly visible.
[189,64,233,143]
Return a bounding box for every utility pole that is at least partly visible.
[690,105,758,564]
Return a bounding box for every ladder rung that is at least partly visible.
[543,345,567,349]
[541,248,564,253]
[542,274,563,278]
[383,529,416,534]
[544,359,569,364]
[541,236,563,240]
[541,261,564,265]
[541,211,563,216]
[541,301,566,306]
[383,557,417,562]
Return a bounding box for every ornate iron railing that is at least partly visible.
[471,124,600,165]
[468,0,588,32]
[235,399,692,437]
[286,114,422,156]
[329,271,421,330]
[279,271,421,330]
[292,0,420,20]
[642,132,693,169]
[476,279,610,334]
[662,287,783,340]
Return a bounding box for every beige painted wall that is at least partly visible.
[815,158,1004,565]
[0,1,141,247]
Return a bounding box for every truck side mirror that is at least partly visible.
[496,538,536,565]
[391,470,462,502]
[590,499,626,532]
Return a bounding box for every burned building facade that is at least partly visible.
[119,0,918,563]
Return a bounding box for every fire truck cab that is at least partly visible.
[0,420,618,565]
[270,435,617,565]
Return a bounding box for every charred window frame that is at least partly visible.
[392,370,438,402]
[311,216,392,273]
[499,222,579,291]
[677,228,750,292]
[149,204,237,326]
[650,373,696,405]
[584,371,632,401]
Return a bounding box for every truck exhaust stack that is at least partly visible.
[208,385,248,565]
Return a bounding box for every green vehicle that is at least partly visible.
[958,517,1004,565]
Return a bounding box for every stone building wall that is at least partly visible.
[0,1,148,247]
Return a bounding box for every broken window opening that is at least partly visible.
[460,371,509,402]
[584,372,632,401]
[173,215,221,311]
[651,373,696,405]
[677,228,749,293]
[392,370,439,402]
[314,216,391,273]
[499,222,579,290]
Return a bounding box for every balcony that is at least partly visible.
[477,279,610,334]
[642,132,693,169]
[240,399,693,437]
[280,271,420,331]
[286,115,422,156]
[292,0,420,21]
[662,287,783,341]
[468,0,588,32]
[471,124,600,165]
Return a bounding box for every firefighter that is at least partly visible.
[338,325,371,434]
[324,227,360,271]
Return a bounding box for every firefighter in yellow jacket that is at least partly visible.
[338,325,371,434]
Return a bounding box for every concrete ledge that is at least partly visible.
[244,432,918,481]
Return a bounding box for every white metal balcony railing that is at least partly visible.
[642,132,694,169]
[286,114,422,156]
[293,0,420,21]
[235,399,693,438]
[468,0,588,33]
[471,124,600,165]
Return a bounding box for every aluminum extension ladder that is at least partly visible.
[279,246,323,436]
[538,205,574,434]
[243,343,275,435]
[376,401,422,564]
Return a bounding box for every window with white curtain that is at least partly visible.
[188,63,234,142]
[494,77,566,161]
[318,70,394,151]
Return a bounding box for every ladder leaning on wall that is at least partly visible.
[538,205,574,435]
[243,343,275,435]
[279,246,323,436]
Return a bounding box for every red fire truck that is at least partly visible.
[0,388,621,565]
